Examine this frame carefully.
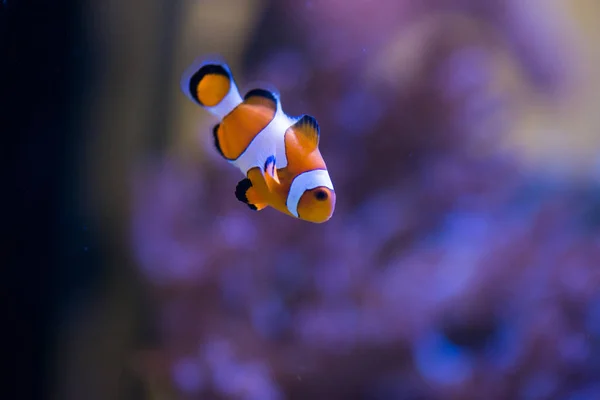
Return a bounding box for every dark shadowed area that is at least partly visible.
[8,0,600,399]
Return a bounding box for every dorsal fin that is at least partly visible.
[292,114,320,150]
[243,88,278,111]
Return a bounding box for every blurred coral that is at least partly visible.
[123,0,600,399]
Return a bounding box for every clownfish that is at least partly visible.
[180,57,335,223]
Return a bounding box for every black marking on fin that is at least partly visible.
[188,64,230,106]
[244,88,277,104]
[235,178,252,203]
[235,178,258,211]
[212,123,225,158]
[293,114,320,146]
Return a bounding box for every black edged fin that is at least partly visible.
[244,88,277,103]
[212,123,225,158]
[243,88,278,111]
[263,155,281,188]
[235,178,252,203]
[188,64,230,106]
[264,155,276,176]
[235,178,258,211]
[292,114,320,150]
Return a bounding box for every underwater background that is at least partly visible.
[7,0,600,399]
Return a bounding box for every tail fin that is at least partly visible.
[180,57,243,119]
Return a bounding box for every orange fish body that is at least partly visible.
[181,58,335,223]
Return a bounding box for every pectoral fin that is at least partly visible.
[262,155,281,192]
[235,178,267,211]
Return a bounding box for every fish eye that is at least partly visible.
[314,189,328,201]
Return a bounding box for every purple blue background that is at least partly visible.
[7,0,600,399]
